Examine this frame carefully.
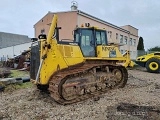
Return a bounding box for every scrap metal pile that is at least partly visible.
[2,49,30,71]
[0,68,11,78]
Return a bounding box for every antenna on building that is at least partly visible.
[71,1,78,11]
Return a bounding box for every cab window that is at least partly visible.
[96,31,107,45]
[101,32,106,45]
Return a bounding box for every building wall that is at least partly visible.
[34,11,77,40]
[121,25,138,36]
[57,11,77,40]
[34,12,53,38]
[0,42,31,61]
[34,10,139,59]
[78,14,138,59]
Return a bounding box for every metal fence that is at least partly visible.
[0,56,7,61]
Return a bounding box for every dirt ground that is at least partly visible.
[0,68,160,120]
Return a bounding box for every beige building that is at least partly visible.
[34,4,138,59]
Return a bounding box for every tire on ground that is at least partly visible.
[145,58,160,73]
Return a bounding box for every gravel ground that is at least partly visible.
[0,68,160,120]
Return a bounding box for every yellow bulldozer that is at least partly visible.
[30,14,133,104]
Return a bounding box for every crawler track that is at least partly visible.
[48,63,128,105]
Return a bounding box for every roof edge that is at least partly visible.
[34,10,78,27]
[34,9,138,34]
[0,31,29,37]
[34,11,53,27]
[121,25,139,30]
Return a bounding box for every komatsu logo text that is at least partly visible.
[102,46,115,51]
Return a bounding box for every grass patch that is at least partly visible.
[0,69,31,92]
[9,70,29,78]
[14,82,33,89]
[4,82,33,92]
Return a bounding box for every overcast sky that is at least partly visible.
[1,0,160,49]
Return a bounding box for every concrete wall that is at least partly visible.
[0,42,31,61]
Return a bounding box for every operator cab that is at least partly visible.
[74,27,107,57]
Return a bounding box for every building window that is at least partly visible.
[130,51,132,55]
[133,39,136,46]
[120,35,123,43]
[133,51,136,59]
[110,31,112,38]
[130,38,132,45]
[41,29,45,34]
[121,49,124,54]
[116,33,118,40]
[108,31,112,38]
[124,36,128,44]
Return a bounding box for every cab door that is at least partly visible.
[79,29,96,57]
